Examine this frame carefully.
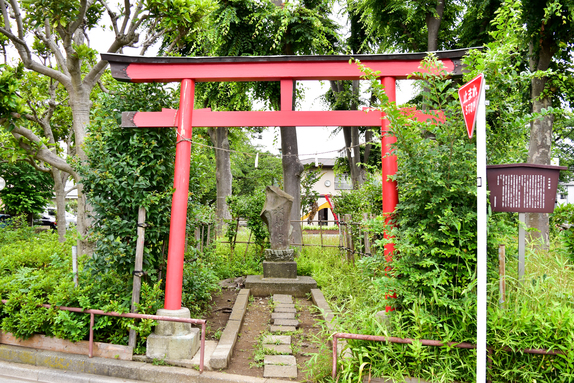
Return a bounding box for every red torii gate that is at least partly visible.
[102,49,468,312]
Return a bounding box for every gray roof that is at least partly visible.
[300,158,336,167]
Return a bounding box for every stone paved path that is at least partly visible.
[263,294,298,379]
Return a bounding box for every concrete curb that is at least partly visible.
[310,289,352,359]
[0,344,296,383]
[208,289,249,370]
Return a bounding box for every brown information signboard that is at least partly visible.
[486,164,567,213]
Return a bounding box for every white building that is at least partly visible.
[300,157,352,226]
[557,182,574,206]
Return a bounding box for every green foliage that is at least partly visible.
[354,0,462,52]
[300,164,324,217]
[550,204,574,262]
[231,151,282,197]
[0,161,54,219]
[0,228,164,353]
[332,174,382,220]
[181,257,220,317]
[0,64,26,132]
[226,190,268,254]
[79,82,177,277]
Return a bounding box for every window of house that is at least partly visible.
[335,174,352,190]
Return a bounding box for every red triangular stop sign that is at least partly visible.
[458,74,484,139]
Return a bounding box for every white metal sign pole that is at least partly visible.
[476,78,487,382]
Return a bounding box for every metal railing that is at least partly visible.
[331,332,564,380]
[0,300,207,373]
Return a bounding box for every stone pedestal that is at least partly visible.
[263,249,296,279]
[245,275,317,297]
[146,307,200,360]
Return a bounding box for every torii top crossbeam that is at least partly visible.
[102,49,469,311]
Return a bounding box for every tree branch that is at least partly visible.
[68,0,90,34]
[35,24,69,77]
[120,0,132,35]
[1,0,10,30]
[25,157,51,173]
[98,0,120,35]
[10,126,77,176]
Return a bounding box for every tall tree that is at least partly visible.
[521,0,574,246]
[181,0,338,244]
[0,0,213,253]
[355,0,461,53]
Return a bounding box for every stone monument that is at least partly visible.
[245,186,317,296]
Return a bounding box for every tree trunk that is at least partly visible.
[208,127,233,233]
[426,0,445,51]
[281,125,304,247]
[70,91,94,255]
[51,167,68,243]
[525,40,554,249]
[331,80,365,189]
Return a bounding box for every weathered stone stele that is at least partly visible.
[260,186,294,251]
[246,185,317,296]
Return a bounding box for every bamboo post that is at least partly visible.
[244,230,252,259]
[200,225,204,253]
[72,246,78,288]
[499,244,506,308]
[129,206,146,349]
[209,223,211,247]
[345,214,354,263]
[231,217,240,256]
[301,220,305,248]
[363,213,371,256]
[338,216,345,257]
[320,220,323,248]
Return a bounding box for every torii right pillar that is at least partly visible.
[381,77,398,312]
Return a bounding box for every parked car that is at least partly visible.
[0,213,12,228]
[42,207,77,229]
[34,209,57,230]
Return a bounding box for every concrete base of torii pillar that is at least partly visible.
[146,308,200,360]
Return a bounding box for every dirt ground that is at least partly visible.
[203,286,327,381]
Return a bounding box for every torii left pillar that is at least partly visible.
[147,79,201,360]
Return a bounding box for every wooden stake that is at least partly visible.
[499,244,506,309]
[345,214,354,263]
[129,207,146,349]
[363,213,371,256]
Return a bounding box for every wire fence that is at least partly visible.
[211,214,377,260]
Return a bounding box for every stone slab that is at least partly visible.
[275,303,295,309]
[35,350,86,372]
[0,345,305,383]
[272,294,294,304]
[0,344,37,365]
[269,326,297,333]
[263,261,297,279]
[273,319,299,327]
[245,275,317,297]
[262,344,291,354]
[83,356,145,380]
[138,363,200,383]
[0,331,133,360]
[264,355,296,366]
[271,312,295,320]
[264,364,298,379]
[274,307,296,314]
[262,335,291,345]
